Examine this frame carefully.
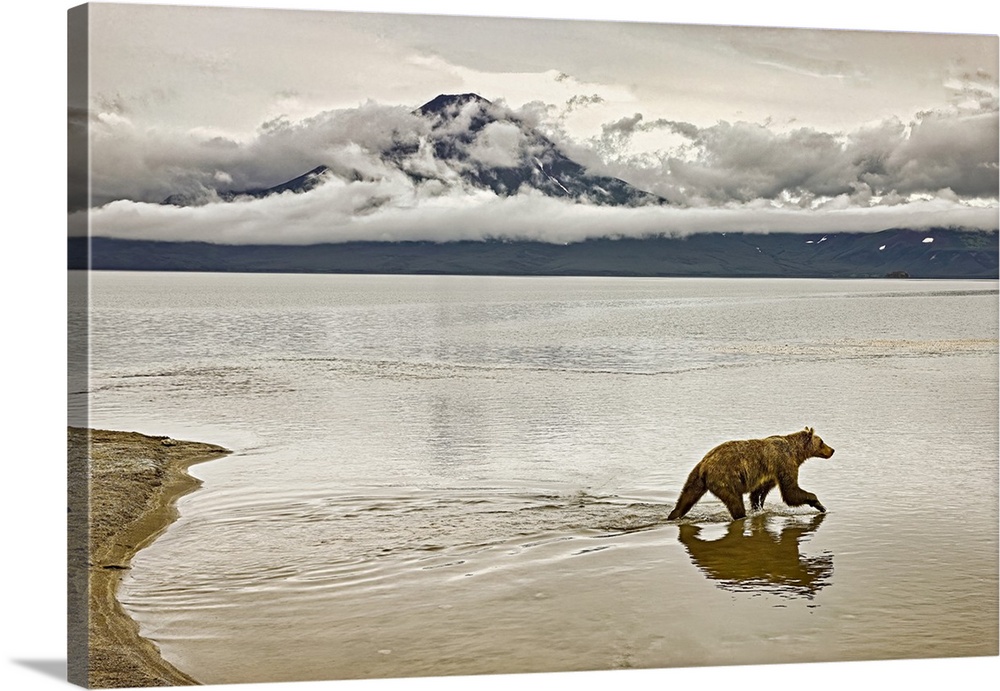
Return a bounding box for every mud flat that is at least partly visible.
[68,427,230,688]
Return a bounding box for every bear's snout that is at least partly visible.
[820,445,835,458]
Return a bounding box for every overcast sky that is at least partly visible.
[75,1,999,244]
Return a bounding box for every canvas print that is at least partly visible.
[67,2,999,688]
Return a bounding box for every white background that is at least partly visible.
[3,2,998,690]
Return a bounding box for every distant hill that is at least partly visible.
[70,228,998,278]
[162,165,331,207]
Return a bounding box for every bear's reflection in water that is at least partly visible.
[677,513,832,599]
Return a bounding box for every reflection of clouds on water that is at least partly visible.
[677,513,833,599]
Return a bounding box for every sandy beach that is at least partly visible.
[68,427,229,688]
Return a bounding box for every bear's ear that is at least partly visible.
[804,426,814,437]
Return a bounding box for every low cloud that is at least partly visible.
[81,179,997,246]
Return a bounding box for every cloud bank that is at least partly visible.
[80,188,996,246]
[80,93,999,245]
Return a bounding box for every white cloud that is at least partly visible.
[465,121,531,169]
[82,178,998,246]
[576,106,999,207]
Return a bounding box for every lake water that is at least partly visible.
[78,272,999,684]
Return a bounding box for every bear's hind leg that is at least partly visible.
[721,494,747,520]
[709,484,747,520]
[668,473,707,520]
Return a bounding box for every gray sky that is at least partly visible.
[78,0,999,243]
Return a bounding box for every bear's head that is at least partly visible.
[803,427,835,459]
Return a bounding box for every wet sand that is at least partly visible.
[68,427,229,688]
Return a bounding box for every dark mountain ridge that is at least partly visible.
[71,228,998,279]
[163,165,331,206]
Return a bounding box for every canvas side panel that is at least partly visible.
[67,3,90,687]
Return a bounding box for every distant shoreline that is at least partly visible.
[68,229,1000,280]
[69,427,230,688]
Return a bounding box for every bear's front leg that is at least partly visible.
[794,487,826,513]
[777,473,826,514]
[782,488,825,513]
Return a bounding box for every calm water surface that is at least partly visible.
[79,273,999,683]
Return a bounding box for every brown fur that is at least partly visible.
[667,427,834,521]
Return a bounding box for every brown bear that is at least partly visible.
[667,427,834,521]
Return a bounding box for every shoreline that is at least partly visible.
[69,427,230,688]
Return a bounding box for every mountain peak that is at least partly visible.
[416,93,492,117]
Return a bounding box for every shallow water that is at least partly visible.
[80,273,999,683]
